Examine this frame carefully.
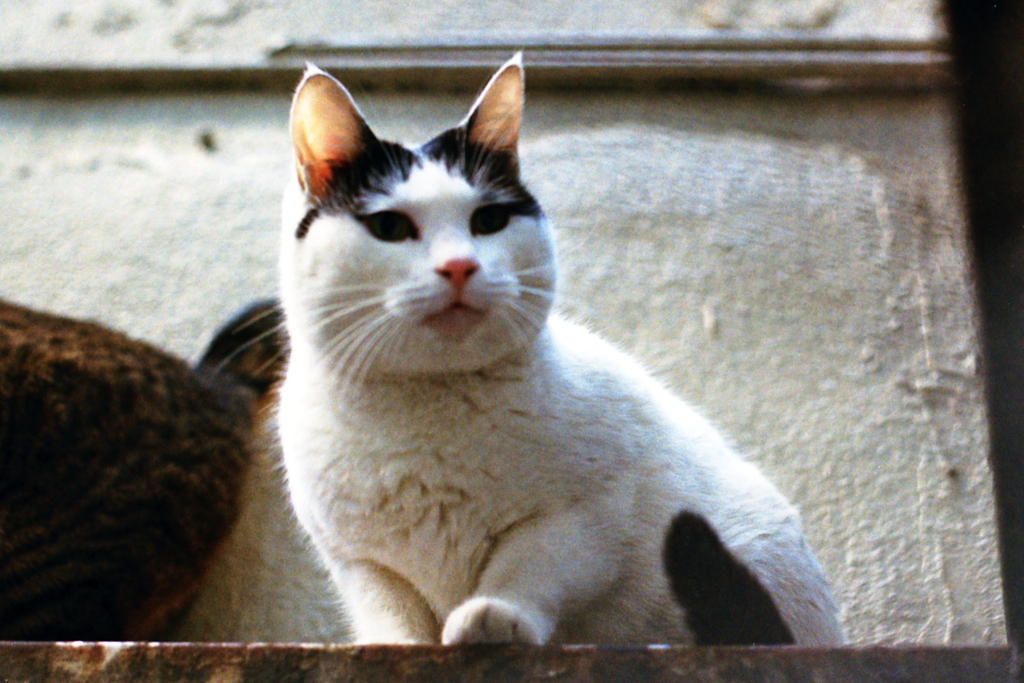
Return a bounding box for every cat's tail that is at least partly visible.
[197,299,288,399]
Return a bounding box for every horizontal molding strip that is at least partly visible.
[0,32,951,93]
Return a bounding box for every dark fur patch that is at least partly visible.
[320,128,417,217]
[198,299,286,394]
[663,511,795,646]
[420,128,542,218]
[296,207,319,239]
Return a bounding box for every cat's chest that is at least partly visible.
[347,383,563,493]
[281,373,602,607]
[282,369,609,544]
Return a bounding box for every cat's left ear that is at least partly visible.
[463,53,524,154]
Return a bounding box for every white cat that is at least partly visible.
[277,54,844,646]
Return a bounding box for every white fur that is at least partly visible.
[277,62,843,646]
[168,417,349,643]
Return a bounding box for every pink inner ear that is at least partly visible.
[467,63,523,152]
[291,73,366,199]
[300,161,336,200]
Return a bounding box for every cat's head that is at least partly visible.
[279,54,556,380]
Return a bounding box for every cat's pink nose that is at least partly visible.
[436,258,479,292]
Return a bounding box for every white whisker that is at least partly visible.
[343,317,394,386]
[206,322,287,375]
[322,310,395,385]
[254,348,290,378]
[318,296,386,319]
[383,318,416,372]
[515,285,556,301]
[303,296,387,338]
[229,303,282,330]
[306,282,388,298]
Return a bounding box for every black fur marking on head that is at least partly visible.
[663,511,795,646]
[321,132,418,217]
[420,127,542,219]
[296,207,319,240]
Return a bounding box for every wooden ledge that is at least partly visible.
[0,643,1013,682]
[272,32,951,90]
[0,32,951,94]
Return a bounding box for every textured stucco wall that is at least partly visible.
[0,0,942,68]
[0,83,1002,645]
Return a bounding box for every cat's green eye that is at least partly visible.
[362,211,418,242]
[470,204,512,236]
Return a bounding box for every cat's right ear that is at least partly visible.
[290,64,371,201]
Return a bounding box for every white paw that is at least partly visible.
[441,597,548,645]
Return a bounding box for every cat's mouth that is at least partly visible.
[421,302,487,340]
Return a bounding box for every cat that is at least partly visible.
[276,53,845,646]
[188,299,799,645]
[0,299,270,641]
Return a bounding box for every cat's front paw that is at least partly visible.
[441,597,549,645]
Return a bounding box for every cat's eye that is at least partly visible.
[470,204,511,236]
[361,211,418,242]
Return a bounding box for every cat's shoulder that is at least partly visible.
[537,313,677,401]
[539,313,646,373]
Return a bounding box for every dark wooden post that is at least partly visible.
[947,1,1024,664]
